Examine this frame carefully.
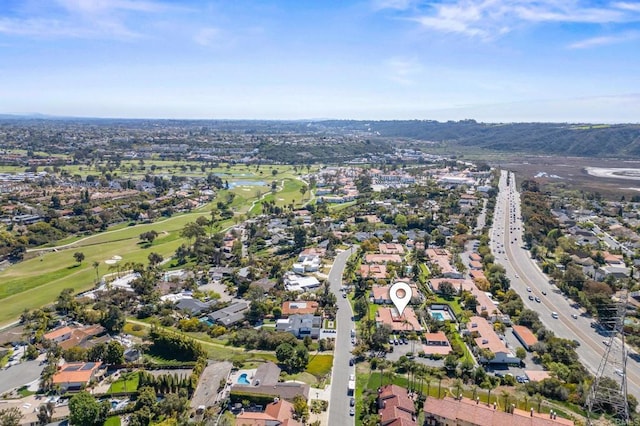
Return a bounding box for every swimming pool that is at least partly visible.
[431,311,445,321]
[237,373,251,385]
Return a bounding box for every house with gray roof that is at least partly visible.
[230,362,309,402]
[275,314,322,339]
[208,301,249,326]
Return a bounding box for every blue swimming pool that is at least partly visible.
[237,373,251,385]
[431,311,445,321]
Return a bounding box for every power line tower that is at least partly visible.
[585,289,630,425]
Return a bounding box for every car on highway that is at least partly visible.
[551,312,558,319]
[541,291,547,295]
[526,287,531,292]
[528,295,534,301]
[535,297,541,303]
[572,314,578,319]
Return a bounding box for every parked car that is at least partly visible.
[350,398,355,406]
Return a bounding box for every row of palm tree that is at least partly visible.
[368,357,547,412]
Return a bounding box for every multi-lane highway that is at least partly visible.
[327,247,357,426]
[491,170,640,400]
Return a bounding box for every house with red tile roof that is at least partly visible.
[281,301,319,317]
[512,325,539,351]
[371,284,420,305]
[235,399,301,426]
[360,264,388,279]
[424,396,574,426]
[379,243,405,255]
[469,260,483,270]
[376,307,422,333]
[469,269,486,280]
[378,384,417,426]
[44,324,106,351]
[422,331,452,356]
[52,361,105,392]
[365,253,403,264]
[425,248,462,278]
[469,252,482,262]
[465,316,518,364]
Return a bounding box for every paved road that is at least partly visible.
[491,170,640,400]
[0,359,44,394]
[327,247,357,426]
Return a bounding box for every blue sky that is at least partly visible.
[0,0,639,122]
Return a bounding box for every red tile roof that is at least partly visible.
[376,307,422,332]
[281,301,319,316]
[512,325,539,348]
[424,397,573,426]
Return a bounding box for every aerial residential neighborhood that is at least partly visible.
[0,120,639,426]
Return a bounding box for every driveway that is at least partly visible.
[0,359,45,394]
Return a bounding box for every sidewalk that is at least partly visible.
[309,384,331,426]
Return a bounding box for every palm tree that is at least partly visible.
[532,393,543,413]
[522,394,529,411]
[500,390,510,412]
[92,261,100,284]
[454,379,464,400]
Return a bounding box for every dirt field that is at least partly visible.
[491,155,640,199]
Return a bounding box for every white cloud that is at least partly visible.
[0,0,176,39]
[386,57,423,84]
[194,27,221,46]
[568,31,640,48]
[55,0,174,14]
[382,0,640,39]
[373,0,417,10]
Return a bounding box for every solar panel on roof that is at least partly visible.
[64,365,82,371]
[81,362,96,370]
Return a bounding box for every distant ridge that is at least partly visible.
[0,116,639,157]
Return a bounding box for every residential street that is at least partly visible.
[327,247,357,426]
[0,359,44,394]
[492,170,640,400]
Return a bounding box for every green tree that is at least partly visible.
[37,402,54,425]
[516,347,527,362]
[69,391,108,426]
[73,251,85,264]
[0,407,22,426]
[394,214,408,230]
[104,341,125,365]
[101,306,125,334]
[147,252,163,268]
[292,394,310,423]
[293,226,307,250]
[180,222,205,248]
[275,343,295,368]
[354,297,369,319]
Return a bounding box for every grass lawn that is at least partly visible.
[282,371,318,386]
[0,167,307,326]
[17,386,36,397]
[434,296,464,317]
[104,416,121,426]
[367,303,379,320]
[305,354,333,379]
[328,201,357,211]
[108,372,140,393]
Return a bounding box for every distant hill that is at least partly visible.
[315,120,640,158]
